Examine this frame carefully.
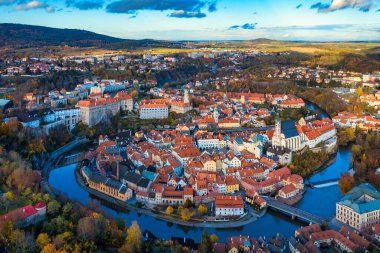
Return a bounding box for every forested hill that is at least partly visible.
[0,23,174,49]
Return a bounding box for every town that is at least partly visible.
[1,21,380,253]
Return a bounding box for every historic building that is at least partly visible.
[336,183,380,230]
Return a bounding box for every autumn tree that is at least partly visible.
[166,205,174,215]
[125,220,142,253]
[198,204,208,215]
[4,191,14,201]
[210,233,219,244]
[339,173,356,195]
[338,128,356,146]
[177,205,184,215]
[36,233,51,249]
[180,208,194,221]
[77,215,109,243]
[41,243,57,253]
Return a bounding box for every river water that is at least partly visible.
[48,148,350,242]
[48,102,351,242]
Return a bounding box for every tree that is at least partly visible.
[177,205,184,215]
[180,208,194,221]
[183,199,193,208]
[77,215,108,243]
[62,202,73,219]
[198,204,208,215]
[126,221,142,253]
[130,89,138,98]
[41,244,57,253]
[339,173,356,195]
[47,200,61,217]
[14,230,36,253]
[356,87,364,97]
[198,231,212,253]
[210,233,218,244]
[338,128,356,146]
[36,233,51,249]
[166,206,174,215]
[4,191,14,201]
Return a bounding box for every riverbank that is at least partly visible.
[74,166,258,228]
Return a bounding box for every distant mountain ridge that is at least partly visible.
[0,23,174,49]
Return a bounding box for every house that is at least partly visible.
[139,101,169,119]
[267,146,292,166]
[0,202,46,228]
[215,195,244,217]
[278,184,299,199]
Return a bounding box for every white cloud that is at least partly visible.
[311,0,377,13]
[14,1,55,13]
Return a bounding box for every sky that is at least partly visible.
[0,0,380,41]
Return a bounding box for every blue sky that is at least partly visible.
[0,0,379,41]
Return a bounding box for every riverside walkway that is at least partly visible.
[263,197,328,225]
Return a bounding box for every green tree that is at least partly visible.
[47,200,61,217]
[198,231,212,253]
[183,199,193,208]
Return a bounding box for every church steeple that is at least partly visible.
[272,107,283,147]
[275,110,281,136]
[184,89,190,104]
[213,106,219,123]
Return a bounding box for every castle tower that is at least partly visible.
[184,89,190,104]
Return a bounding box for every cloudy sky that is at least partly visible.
[0,0,379,41]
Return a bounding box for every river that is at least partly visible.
[48,148,351,243]
[48,102,350,242]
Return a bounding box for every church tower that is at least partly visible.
[272,110,283,147]
[213,106,219,123]
[274,111,281,137]
[184,89,190,104]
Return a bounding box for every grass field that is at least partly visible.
[3,40,380,68]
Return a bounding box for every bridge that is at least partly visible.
[263,197,328,225]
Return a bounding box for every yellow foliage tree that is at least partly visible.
[210,233,219,244]
[4,191,14,201]
[126,220,142,252]
[180,208,194,221]
[198,204,208,215]
[36,233,50,249]
[41,244,57,253]
[177,205,184,215]
[166,206,174,215]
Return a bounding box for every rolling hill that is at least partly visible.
[0,23,176,49]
